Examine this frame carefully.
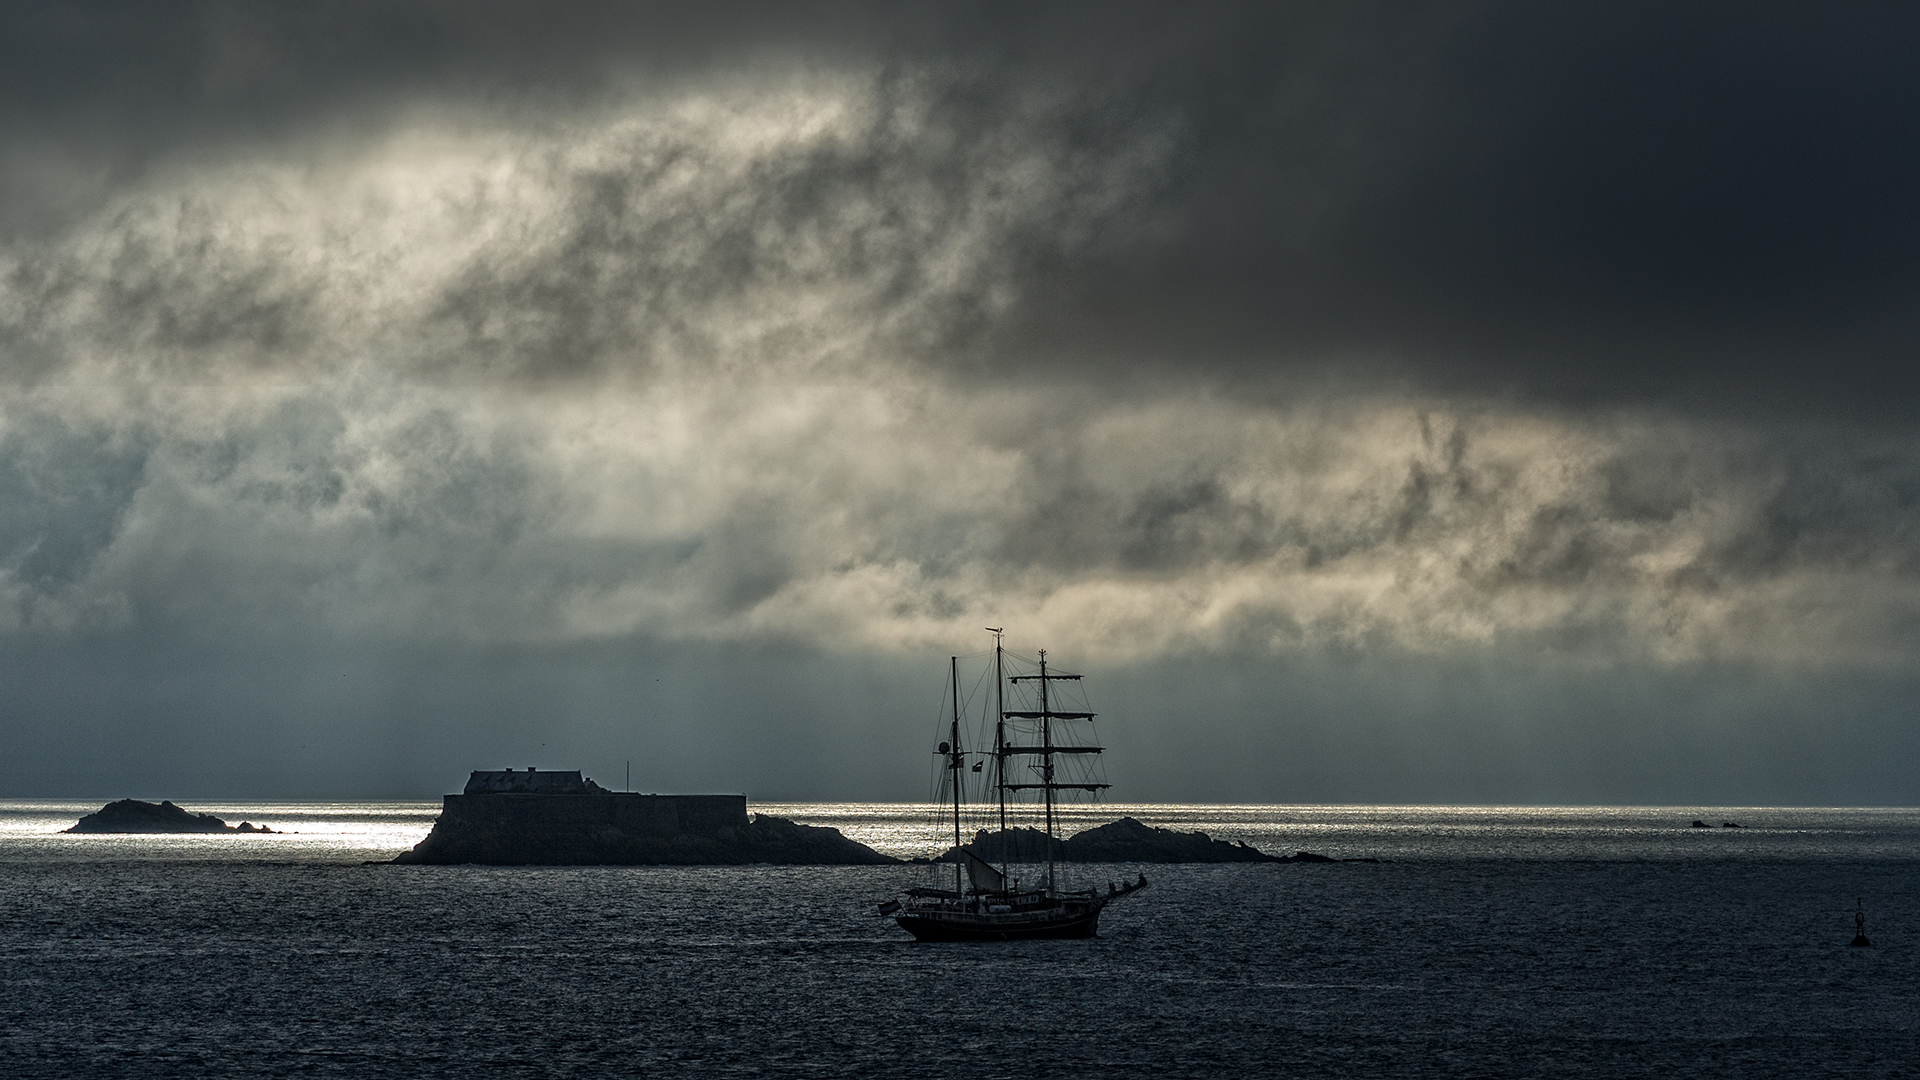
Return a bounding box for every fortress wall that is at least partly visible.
[438,793,749,837]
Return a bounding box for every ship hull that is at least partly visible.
[895,900,1105,941]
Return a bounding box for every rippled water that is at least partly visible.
[4,802,1916,1077]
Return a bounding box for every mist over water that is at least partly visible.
[5,802,1916,1077]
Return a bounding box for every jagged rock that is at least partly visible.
[939,817,1289,864]
[1063,818,1289,863]
[64,799,276,834]
[929,818,1380,864]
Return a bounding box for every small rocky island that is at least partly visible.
[66,799,276,834]
[392,769,897,866]
[934,817,1374,864]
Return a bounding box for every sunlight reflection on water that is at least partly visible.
[0,801,441,863]
[6,800,1919,864]
[743,803,1920,861]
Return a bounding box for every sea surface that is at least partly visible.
[3,801,1915,1078]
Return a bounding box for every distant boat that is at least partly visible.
[890,631,1146,941]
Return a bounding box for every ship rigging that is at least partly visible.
[889,630,1146,941]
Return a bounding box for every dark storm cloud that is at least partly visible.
[976,4,1920,414]
[10,2,1920,408]
[1,56,1162,386]
[2,1,1915,657]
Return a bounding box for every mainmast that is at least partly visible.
[988,628,1007,866]
[949,655,963,897]
[1040,650,1054,890]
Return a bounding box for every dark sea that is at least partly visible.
[3,802,1915,1078]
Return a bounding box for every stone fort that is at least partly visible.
[443,767,748,837]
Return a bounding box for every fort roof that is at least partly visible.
[463,768,610,795]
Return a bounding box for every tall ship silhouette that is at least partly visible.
[889,630,1146,941]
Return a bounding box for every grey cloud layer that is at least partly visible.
[2,70,1163,383]
[6,374,1919,669]
[1,23,1917,674]
[14,3,1920,413]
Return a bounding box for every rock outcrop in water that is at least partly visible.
[391,773,897,865]
[936,817,1296,864]
[65,799,276,834]
[926,818,1380,864]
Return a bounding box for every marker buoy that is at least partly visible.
[1851,898,1871,947]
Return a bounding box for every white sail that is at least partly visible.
[964,850,1006,893]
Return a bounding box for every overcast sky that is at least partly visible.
[3,2,1918,803]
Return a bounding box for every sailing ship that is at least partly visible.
[888,630,1147,941]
